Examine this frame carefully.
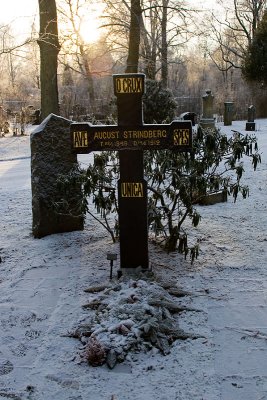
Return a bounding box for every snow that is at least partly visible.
[0,119,267,400]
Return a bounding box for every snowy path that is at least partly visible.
[0,122,267,399]
[211,271,267,399]
[0,158,31,192]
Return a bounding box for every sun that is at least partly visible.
[79,16,102,44]
[60,1,105,45]
[78,4,105,44]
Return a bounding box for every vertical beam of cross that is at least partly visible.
[114,74,149,270]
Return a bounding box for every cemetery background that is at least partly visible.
[0,118,267,399]
[1,0,267,131]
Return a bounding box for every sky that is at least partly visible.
[1,0,105,44]
[0,0,222,45]
[1,0,38,23]
[1,0,219,25]
[0,0,38,37]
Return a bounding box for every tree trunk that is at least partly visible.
[161,0,168,88]
[126,0,142,73]
[79,44,95,108]
[140,9,157,79]
[38,0,60,121]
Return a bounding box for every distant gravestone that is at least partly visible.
[224,102,234,126]
[31,113,84,238]
[246,105,256,131]
[199,90,215,129]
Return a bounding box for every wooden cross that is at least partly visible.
[71,73,192,272]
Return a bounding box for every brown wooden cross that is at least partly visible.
[71,73,192,272]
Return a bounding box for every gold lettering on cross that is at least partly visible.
[173,129,190,146]
[73,131,88,148]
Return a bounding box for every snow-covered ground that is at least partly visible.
[0,119,266,400]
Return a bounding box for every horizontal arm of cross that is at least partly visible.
[70,120,192,153]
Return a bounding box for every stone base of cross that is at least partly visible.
[71,74,192,272]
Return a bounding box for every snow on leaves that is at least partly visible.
[68,278,201,369]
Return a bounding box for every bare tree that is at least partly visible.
[102,0,191,85]
[0,22,34,57]
[58,0,96,108]
[141,0,191,85]
[126,0,142,72]
[208,0,267,71]
[38,0,60,121]
[161,0,168,87]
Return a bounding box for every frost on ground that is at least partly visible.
[0,120,267,400]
